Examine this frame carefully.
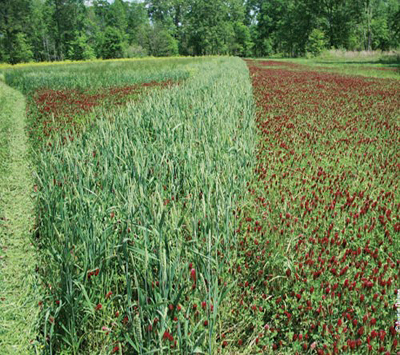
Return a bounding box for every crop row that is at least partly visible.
[27,80,175,149]
[2,57,200,93]
[221,60,399,354]
[33,57,255,354]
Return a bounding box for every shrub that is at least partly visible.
[306,29,327,57]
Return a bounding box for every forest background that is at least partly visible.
[1,0,399,64]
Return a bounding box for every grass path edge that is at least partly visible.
[0,80,40,354]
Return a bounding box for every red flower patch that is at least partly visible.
[225,60,399,353]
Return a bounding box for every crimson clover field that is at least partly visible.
[0,56,399,354]
[223,60,399,354]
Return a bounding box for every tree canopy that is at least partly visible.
[0,0,399,63]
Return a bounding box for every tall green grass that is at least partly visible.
[256,55,400,79]
[0,81,19,234]
[0,83,12,179]
[2,57,207,94]
[34,57,255,354]
[0,82,14,255]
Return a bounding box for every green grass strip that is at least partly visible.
[252,56,400,79]
[34,57,255,354]
[0,81,40,353]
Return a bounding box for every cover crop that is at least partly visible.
[4,56,398,354]
[1,58,201,151]
[33,57,255,354]
[221,60,399,354]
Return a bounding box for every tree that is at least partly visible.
[29,0,53,61]
[0,0,32,63]
[184,0,249,56]
[233,22,253,56]
[146,24,179,56]
[389,5,400,47]
[306,28,327,56]
[46,0,88,60]
[11,33,34,63]
[109,0,128,33]
[1,0,399,63]
[146,0,189,54]
[97,26,127,59]
[67,31,95,60]
[313,0,358,50]
[126,2,150,45]
[92,0,111,32]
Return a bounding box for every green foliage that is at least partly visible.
[233,22,253,56]
[389,6,400,46]
[10,33,34,63]
[31,57,255,353]
[225,58,399,354]
[306,29,327,57]
[0,81,39,353]
[260,55,400,80]
[0,83,13,177]
[147,25,179,57]
[97,26,127,59]
[0,0,32,64]
[1,0,400,62]
[3,57,196,94]
[262,38,274,56]
[124,45,148,58]
[371,16,390,50]
[29,0,54,62]
[67,32,96,61]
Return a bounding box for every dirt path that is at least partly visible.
[0,81,39,353]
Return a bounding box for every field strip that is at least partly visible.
[0,81,39,353]
[222,60,399,353]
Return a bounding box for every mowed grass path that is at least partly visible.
[0,81,39,353]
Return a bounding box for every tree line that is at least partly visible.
[1,0,399,64]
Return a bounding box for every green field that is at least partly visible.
[254,51,400,79]
[0,55,399,354]
[1,56,256,354]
